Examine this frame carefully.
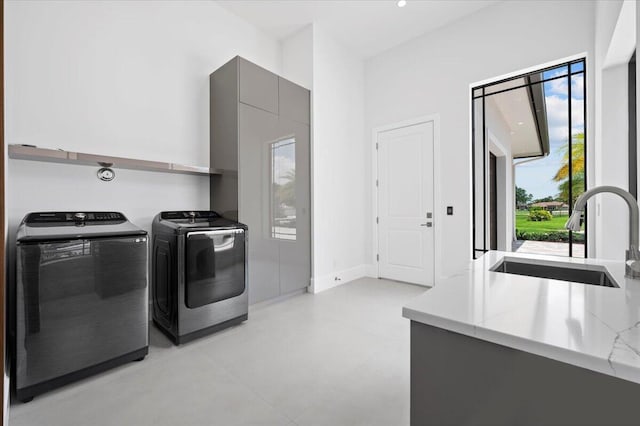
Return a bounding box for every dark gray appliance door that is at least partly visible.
[16,236,148,389]
[185,229,246,308]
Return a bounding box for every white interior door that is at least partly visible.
[377,121,434,286]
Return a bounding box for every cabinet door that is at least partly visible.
[276,116,311,294]
[239,57,279,115]
[210,58,240,220]
[279,77,310,125]
[239,103,281,304]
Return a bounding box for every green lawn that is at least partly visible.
[515,211,569,232]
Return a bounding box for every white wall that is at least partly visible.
[485,98,514,252]
[593,0,623,259]
[281,24,367,293]
[365,1,596,278]
[593,0,636,260]
[281,25,314,90]
[309,26,367,292]
[597,64,630,259]
[5,0,282,235]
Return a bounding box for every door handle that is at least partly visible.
[420,222,433,227]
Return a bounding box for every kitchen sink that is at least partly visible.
[490,257,619,288]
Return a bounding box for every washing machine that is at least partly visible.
[14,211,149,402]
[152,211,248,344]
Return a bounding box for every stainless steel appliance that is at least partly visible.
[152,211,248,345]
[14,212,149,402]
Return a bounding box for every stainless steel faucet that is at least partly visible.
[565,185,640,279]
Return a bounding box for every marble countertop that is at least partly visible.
[402,251,640,384]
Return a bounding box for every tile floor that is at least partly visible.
[9,278,425,426]
[513,240,585,258]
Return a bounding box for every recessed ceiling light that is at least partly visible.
[517,121,524,126]
[397,0,407,7]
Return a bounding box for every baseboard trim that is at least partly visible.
[309,264,367,293]
[364,263,377,278]
[249,288,307,310]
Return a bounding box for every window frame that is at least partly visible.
[471,58,587,259]
[268,136,297,241]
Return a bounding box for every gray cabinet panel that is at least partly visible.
[239,57,279,115]
[210,173,239,221]
[279,78,310,125]
[211,56,310,305]
[210,58,239,219]
[411,321,640,426]
[278,116,311,294]
[209,58,238,171]
[239,104,280,304]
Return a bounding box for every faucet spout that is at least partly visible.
[566,186,640,279]
[565,211,583,232]
[566,186,639,249]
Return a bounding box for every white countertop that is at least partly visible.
[402,251,640,384]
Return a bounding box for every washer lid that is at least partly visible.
[17,211,147,242]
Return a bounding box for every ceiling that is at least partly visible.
[486,81,545,159]
[216,0,500,58]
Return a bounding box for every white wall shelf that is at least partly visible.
[8,144,220,176]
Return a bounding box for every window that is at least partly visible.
[270,137,296,240]
[472,58,587,259]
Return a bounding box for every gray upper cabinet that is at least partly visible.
[210,58,239,172]
[210,56,311,305]
[238,57,279,115]
[279,78,310,125]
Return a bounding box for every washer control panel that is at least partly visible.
[161,211,220,221]
[25,212,126,225]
